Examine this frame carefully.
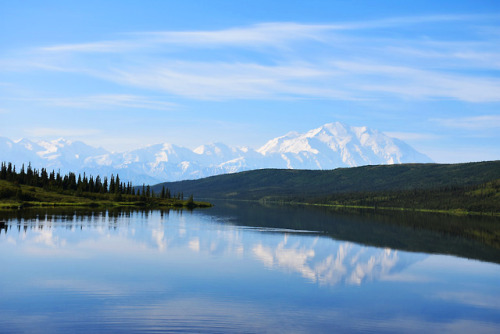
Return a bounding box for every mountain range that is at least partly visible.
[0,122,432,184]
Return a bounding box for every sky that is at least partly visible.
[0,0,499,163]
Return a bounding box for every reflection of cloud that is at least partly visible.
[37,279,126,297]
[436,292,500,311]
[98,295,500,334]
[380,272,430,283]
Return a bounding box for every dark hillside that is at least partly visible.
[153,161,500,201]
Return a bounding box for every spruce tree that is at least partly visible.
[109,174,115,193]
[115,174,120,193]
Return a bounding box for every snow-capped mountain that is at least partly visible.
[257,122,431,169]
[0,122,432,184]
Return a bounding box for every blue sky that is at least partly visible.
[0,0,499,162]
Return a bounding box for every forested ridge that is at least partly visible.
[154,161,500,215]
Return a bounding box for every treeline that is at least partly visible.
[303,179,500,214]
[1,162,133,195]
[0,161,182,200]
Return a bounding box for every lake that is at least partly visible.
[1,202,499,333]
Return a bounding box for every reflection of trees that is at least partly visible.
[207,201,500,265]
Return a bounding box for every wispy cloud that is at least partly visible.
[40,23,334,52]
[107,61,357,101]
[3,15,500,103]
[40,15,495,53]
[433,115,500,129]
[25,127,101,137]
[331,61,500,102]
[5,95,176,110]
[39,94,177,110]
[99,58,500,102]
[384,132,441,141]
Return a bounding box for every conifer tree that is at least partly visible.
[0,162,6,179]
[102,177,108,193]
[109,174,115,193]
[115,174,120,193]
[19,164,25,184]
[95,175,101,193]
[89,176,95,193]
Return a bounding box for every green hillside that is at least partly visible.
[153,161,500,214]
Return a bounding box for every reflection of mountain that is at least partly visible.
[2,204,500,265]
[205,201,500,264]
[252,236,405,286]
[1,210,425,287]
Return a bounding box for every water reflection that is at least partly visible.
[206,201,500,264]
[252,236,408,286]
[1,209,425,287]
[1,206,500,333]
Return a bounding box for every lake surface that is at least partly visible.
[1,202,500,333]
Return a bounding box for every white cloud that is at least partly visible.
[384,132,441,141]
[433,115,500,129]
[95,58,500,102]
[331,61,500,102]
[107,61,356,101]
[3,15,500,103]
[2,94,176,110]
[40,15,494,53]
[40,40,146,53]
[25,127,101,137]
[39,94,176,110]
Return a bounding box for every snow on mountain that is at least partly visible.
[257,122,432,169]
[0,122,432,184]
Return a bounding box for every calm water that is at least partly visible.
[1,202,499,333]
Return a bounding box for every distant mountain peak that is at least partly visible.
[0,122,432,183]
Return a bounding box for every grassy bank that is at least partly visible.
[260,200,499,217]
[0,180,211,210]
